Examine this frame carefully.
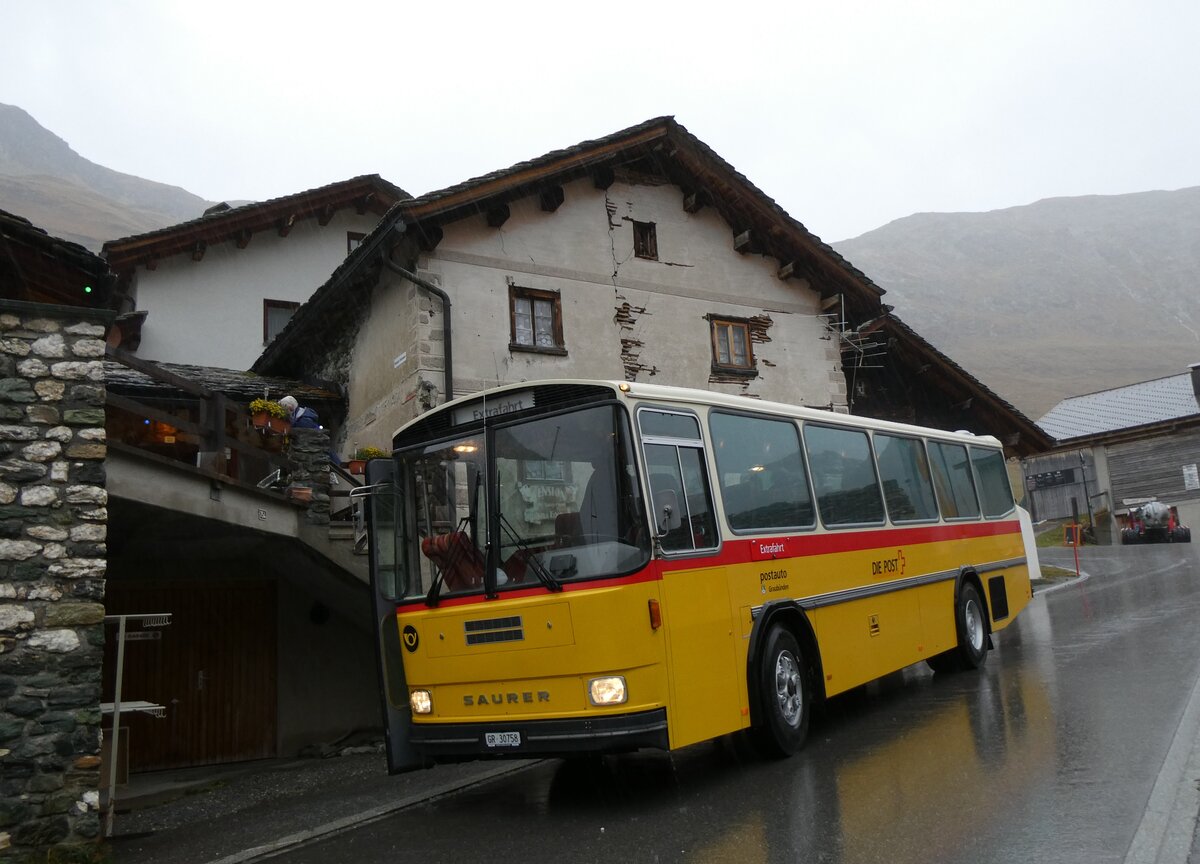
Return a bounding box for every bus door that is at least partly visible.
[360,458,428,773]
[639,408,741,749]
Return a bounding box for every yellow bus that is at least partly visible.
[363,380,1038,771]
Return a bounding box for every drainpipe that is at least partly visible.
[382,253,454,402]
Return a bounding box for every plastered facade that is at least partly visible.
[131,210,382,369]
[339,177,846,451]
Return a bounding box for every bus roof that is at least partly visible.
[394,379,1004,450]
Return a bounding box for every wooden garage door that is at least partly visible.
[103,578,277,770]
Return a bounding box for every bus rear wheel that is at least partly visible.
[752,626,810,758]
[927,581,988,674]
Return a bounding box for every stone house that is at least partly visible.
[253,117,1048,459]
[102,175,407,369]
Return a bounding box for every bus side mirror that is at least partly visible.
[653,488,682,535]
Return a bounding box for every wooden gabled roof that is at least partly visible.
[101,174,409,273]
[393,116,885,319]
[866,314,1053,456]
[250,118,1044,455]
[0,208,116,308]
[256,117,886,374]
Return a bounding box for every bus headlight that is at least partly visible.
[410,689,433,715]
[588,676,627,706]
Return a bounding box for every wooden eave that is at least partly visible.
[1044,413,1200,451]
[881,317,1052,457]
[103,178,404,273]
[397,124,670,226]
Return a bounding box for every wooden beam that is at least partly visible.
[592,166,615,190]
[778,261,796,280]
[820,294,842,311]
[356,192,375,215]
[317,204,335,226]
[415,224,443,252]
[234,229,252,249]
[733,230,752,253]
[277,214,296,237]
[191,241,206,262]
[539,185,565,212]
[683,190,705,213]
[144,257,158,272]
[486,204,510,229]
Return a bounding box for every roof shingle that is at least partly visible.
[1037,370,1200,440]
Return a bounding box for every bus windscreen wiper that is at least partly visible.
[500,515,562,591]
[424,516,474,607]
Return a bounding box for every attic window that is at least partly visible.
[347,232,366,254]
[264,299,300,345]
[633,221,658,260]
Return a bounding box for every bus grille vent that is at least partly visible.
[464,615,525,645]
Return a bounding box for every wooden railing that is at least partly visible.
[105,346,290,489]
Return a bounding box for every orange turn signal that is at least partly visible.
[648,598,662,630]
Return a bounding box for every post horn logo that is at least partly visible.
[402,625,419,652]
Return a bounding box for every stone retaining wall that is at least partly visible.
[0,300,111,861]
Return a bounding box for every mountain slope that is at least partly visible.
[834,188,1200,417]
[0,103,211,249]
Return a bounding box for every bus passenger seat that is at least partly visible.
[420,532,485,590]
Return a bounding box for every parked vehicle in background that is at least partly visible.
[1120,499,1192,544]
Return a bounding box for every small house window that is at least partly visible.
[710,318,754,371]
[264,299,300,345]
[510,286,565,354]
[633,221,658,260]
[347,232,366,254]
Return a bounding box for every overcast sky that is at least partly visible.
[4,0,1198,242]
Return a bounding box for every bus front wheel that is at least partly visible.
[928,581,988,673]
[752,626,810,758]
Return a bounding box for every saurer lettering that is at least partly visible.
[464,691,550,706]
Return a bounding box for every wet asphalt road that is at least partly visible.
[271,544,1200,864]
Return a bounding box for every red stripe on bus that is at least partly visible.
[393,520,1020,612]
[688,520,1023,569]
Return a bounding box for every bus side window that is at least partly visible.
[643,445,717,553]
[873,434,939,523]
[928,441,982,520]
[639,408,719,554]
[804,424,886,527]
[710,411,814,532]
[970,447,1015,518]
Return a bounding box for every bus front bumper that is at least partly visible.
[408,708,669,760]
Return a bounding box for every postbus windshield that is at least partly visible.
[394,403,651,602]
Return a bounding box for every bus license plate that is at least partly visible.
[485,731,521,748]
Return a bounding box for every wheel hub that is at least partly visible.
[774,650,803,726]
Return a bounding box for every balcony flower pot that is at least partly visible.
[286,485,313,503]
[348,447,386,476]
[250,398,291,435]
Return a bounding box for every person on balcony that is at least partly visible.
[279,395,320,429]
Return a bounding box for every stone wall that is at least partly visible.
[0,300,111,861]
[285,427,332,525]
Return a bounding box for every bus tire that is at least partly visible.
[752,626,810,758]
[928,581,988,673]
